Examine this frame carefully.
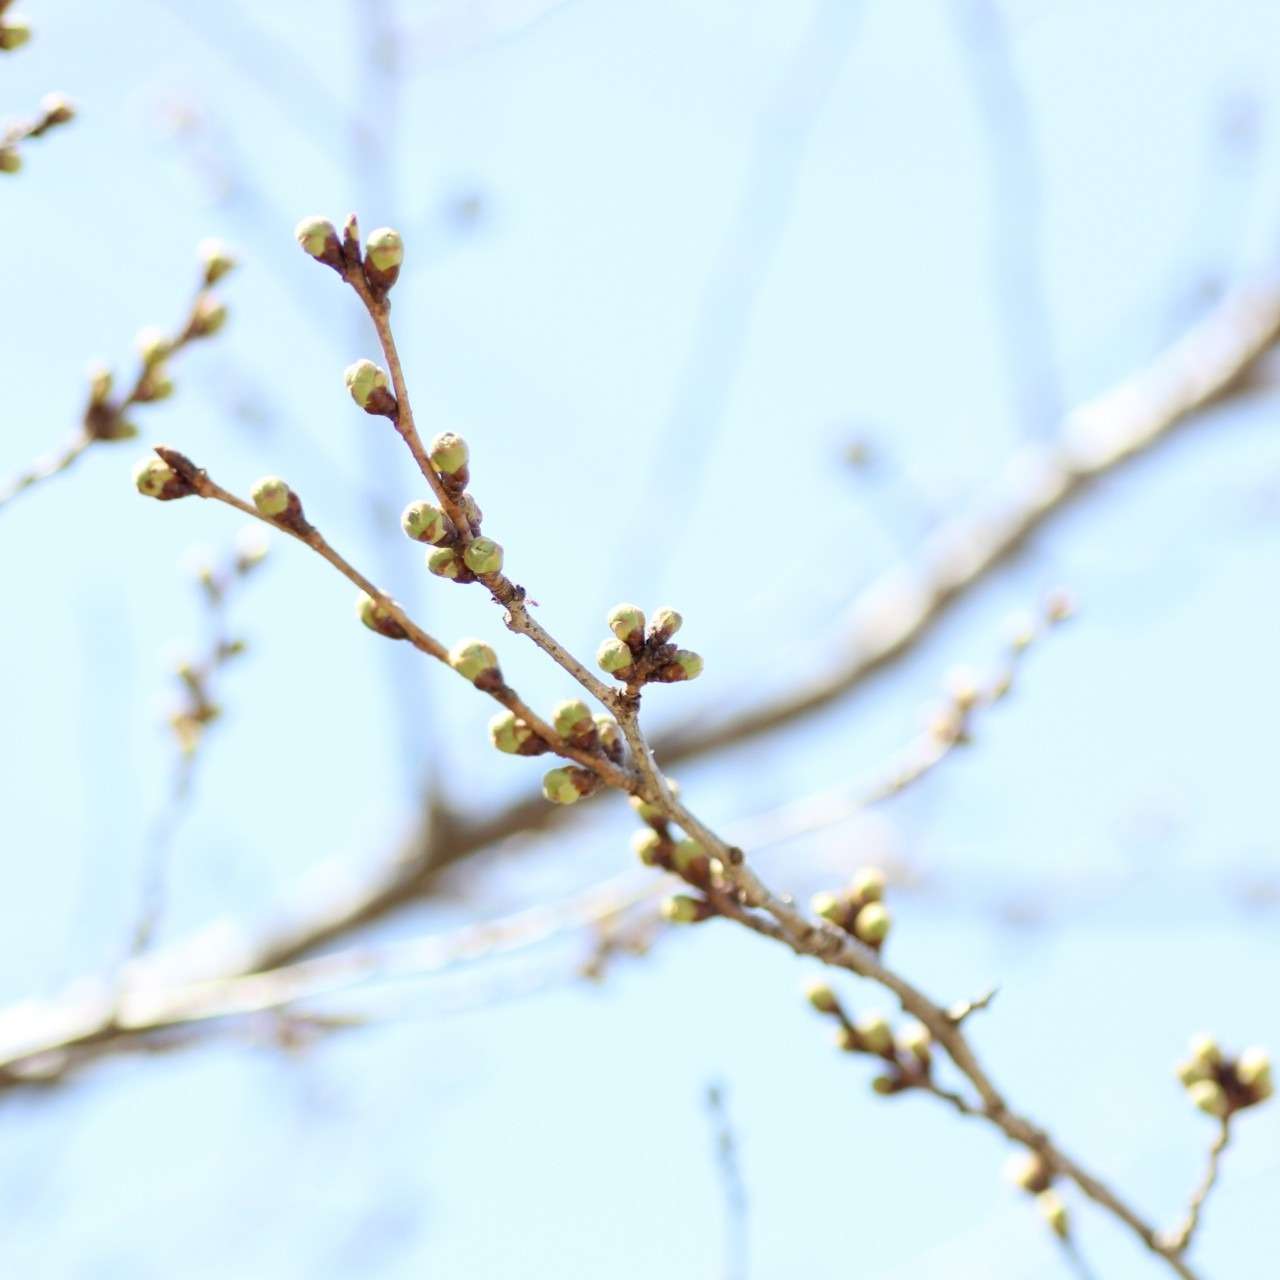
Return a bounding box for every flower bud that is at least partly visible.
[542,766,593,805]
[593,714,623,756]
[1176,1058,1211,1088]
[295,215,339,260]
[853,901,891,945]
[427,546,462,580]
[251,476,292,518]
[597,638,635,679]
[1189,1033,1221,1070]
[896,1020,931,1062]
[631,828,664,866]
[102,418,139,441]
[429,432,469,476]
[197,238,236,285]
[553,699,593,739]
[811,891,843,923]
[0,147,20,174]
[489,710,534,755]
[855,1011,893,1055]
[1006,1152,1052,1195]
[136,366,174,402]
[1236,1047,1272,1097]
[607,603,645,647]
[189,295,227,337]
[664,650,703,682]
[805,981,839,1014]
[1188,1079,1228,1117]
[671,838,707,877]
[39,92,75,125]
[87,363,113,404]
[629,779,677,825]
[449,638,500,685]
[356,592,406,640]
[463,537,503,575]
[401,500,450,544]
[366,226,404,271]
[1037,1190,1069,1239]
[344,358,393,412]
[661,894,707,924]
[133,456,178,499]
[851,867,886,903]
[648,607,683,643]
[0,18,31,51]
[870,1073,899,1094]
[136,327,172,366]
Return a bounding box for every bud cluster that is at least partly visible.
[517,702,624,799]
[294,213,404,298]
[1175,1034,1272,1119]
[811,867,892,950]
[803,979,933,1094]
[595,603,703,686]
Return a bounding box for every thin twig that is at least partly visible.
[1161,1119,1231,1255]
[705,1082,750,1280]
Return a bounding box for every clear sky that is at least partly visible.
[1,1,1279,1276]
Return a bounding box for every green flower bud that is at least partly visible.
[543,766,589,805]
[190,295,227,337]
[607,603,645,645]
[463,537,503,575]
[1236,1047,1272,1095]
[1190,1033,1221,1070]
[0,148,20,174]
[427,546,462,579]
[429,431,469,475]
[855,1011,893,1055]
[854,901,891,945]
[39,92,75,125]
[356,592,406,640]
[662,649,703,682]
[1176,1058,1212,1088]
[593,714,623,754]
[344,358,391,409]
[897,1020,931,1061]
[489,710,534,755]
[0,19,31,51]
[597,638,635,678]
[136,366,174,402]
[649,606,683,643]
[811,891,843,922]
[851,867,886,903]
[102,419,139,441]
[1189,1079,1228,1117]
[631,828,664,866]
[660,894,705,924]
[401,500,450,544]
[449,639,500,684]
[365,226,404,271]
[87,363,113,403]
[1037,1190,1069,1239]
[553,699,593,739]
[136,327,172,366]
[197,238,236,285]
[295,215,338,259]
[805,981,839,1014]
[671,838,705,876]
[629,779,677,824]
[870,1073,898,1094]
[251,476,292,518]
[133,456,176,498]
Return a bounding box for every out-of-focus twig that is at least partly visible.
[705,1081,750,1280]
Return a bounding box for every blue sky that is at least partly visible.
[2,1,1279,1276]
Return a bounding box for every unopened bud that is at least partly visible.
[665,650,704,682]
[853,901,891,945]
[40,92,75,125]
[1006,1152,1052,1195]
[593,714,623,756]
[649,607,682,643]
[542,766,593,805]
[449,638,500,685]
[0,147,19,174]
[344,359,393,412]
[897,1020,931,1062]
[1188,1079,1228,1118]
[607,603,645,647]
[631,828,664,866]
[133,456,178,499]
[490,710,535,755]
[251,476,292,518]
[189,295,227,337]
[1236,1047,1272,1098]
[295,215,339,260]
[429,432,469,476]
[553,699,593,739]
[356,592,406,640]
[851,867,886,903]
[0,18,31,51]
[661,894,707,924]
[811,891,843,923]
[597,638,635,679]
[365,226,404,271]
[1190,1033,1221,1070]
[401,500,450,544]
[197,238,236,285]
[136,327,172,366]
[630,780,677,825]
[87,363,113,404]
[805,982,839,1014]
[1037,1190,1069,1239]
[463,537,503,575]
[855,1012,893,1055]
[427,546,462,580]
